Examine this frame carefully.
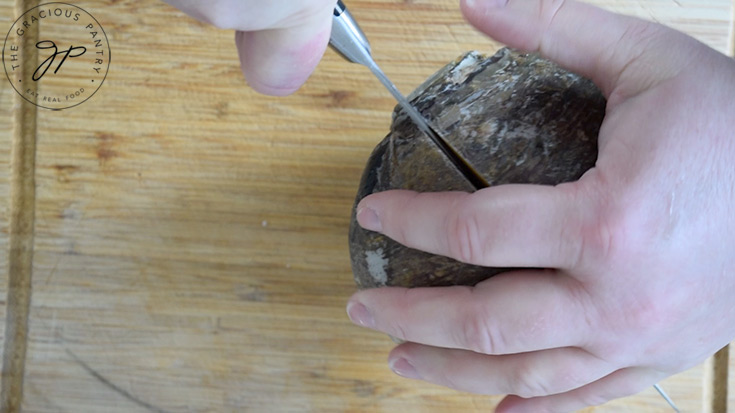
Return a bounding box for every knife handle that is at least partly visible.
[330,0,374,67]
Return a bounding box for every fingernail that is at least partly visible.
[356,207,382,232]
[390,357,421,380]
[346,301,375,328]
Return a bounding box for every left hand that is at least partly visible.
[163,0,335,95]
[346,0,735,412]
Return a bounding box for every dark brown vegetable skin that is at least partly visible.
[349,48,606,289]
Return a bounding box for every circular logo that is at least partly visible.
[3,3,111,110]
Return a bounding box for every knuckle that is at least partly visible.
[538,0,568,26]
[396,218,412,247]
[435,366,464,392]
[580,184,684,334]
[536,0,569,52]
[458,303,500,355]
[579,206,617,266]
[393,322,408,342]
[555,182,587,268]
[385,318,410,342]
[582,181,662,268]
[385,289,413,341]
[618,19,665,49]
[510,360,553,398]
[391,191,421,245]
[604,20,669,96]
[276,0,336,28]
[446,196,485,264]
[572,177,630,267]
[548,178,613,271]
[581,202,651,278]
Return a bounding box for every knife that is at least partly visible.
[328,2,680,412]
[329,0,489,190]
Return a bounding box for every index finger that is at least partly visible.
[356,184,593,270]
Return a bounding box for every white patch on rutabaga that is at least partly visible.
[365,248,388,285]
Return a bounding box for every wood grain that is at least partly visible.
[0,0,733,412]
[0,1,14,407]
[704,346,730,412]
[1,1,38,411]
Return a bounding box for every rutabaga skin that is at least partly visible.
[349,48,605,289]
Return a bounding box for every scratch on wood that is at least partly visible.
[65,350,171,413]
[43,255,62,286]
[1,1,40,412]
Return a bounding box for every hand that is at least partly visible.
[163,0,335,95]
[347,0,735,411]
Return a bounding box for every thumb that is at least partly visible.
[461,0,693,100]
[236,7,333,96]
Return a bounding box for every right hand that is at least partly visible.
[347,0,735,411]
[164,0,336,95]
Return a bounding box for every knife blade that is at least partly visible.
[329,0,489,190]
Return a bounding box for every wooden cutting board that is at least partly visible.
[0,0,733,411]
